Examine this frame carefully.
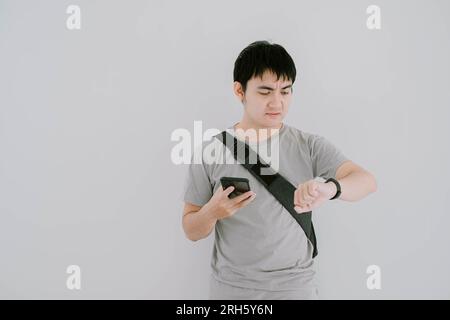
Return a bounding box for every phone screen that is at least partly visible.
[220,177,251,199]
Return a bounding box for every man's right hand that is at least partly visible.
[206,186,256,220]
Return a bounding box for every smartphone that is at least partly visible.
[220,177,251,199]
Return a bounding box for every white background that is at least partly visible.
[0,0,449,299]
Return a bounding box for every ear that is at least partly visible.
[233,81,245,103]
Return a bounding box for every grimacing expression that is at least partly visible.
[240,71,293,127]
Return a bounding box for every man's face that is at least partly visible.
[236,70,293,128]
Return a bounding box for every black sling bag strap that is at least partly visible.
[215,130,318,258]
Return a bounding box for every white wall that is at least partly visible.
[0,0,449,299]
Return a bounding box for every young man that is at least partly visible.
[182,41,377,299]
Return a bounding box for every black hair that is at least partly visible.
[233,40,297,92]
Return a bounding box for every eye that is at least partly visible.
[259,91,270,95]
[281,91,290,95]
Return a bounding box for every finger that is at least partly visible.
[301,187,314,204]
[222,186,235,196]
[295,203,312,213]
[295,186,310,206]
[302,186,315,201]
[294,205,307,213]
[307,182,319,198]
[295,184,303,200]
[232,190,255,204]
[294,188,300,205]
[235,193,256,208]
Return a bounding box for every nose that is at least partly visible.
[268,91,283,109]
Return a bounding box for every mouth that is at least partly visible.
[265,112,281,117]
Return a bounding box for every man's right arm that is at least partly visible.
[182,202,218,242]
[182,186,256,242]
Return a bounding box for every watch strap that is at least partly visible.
[325,177,341,200]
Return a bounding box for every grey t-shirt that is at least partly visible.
[183,122,349,293]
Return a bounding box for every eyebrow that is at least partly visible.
[257,84,292,90]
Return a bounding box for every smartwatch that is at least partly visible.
[325,177,341,200]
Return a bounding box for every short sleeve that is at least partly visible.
[309,134,350,179]
[182,144,213,207]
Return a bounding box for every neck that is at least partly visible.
[233,117,283,142]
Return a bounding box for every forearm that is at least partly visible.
[333,171,377,202]
[182,203,218,241]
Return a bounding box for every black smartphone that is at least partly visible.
[220,177,251,199]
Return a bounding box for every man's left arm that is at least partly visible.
[329,160,377,202]
[294,160,377,213]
